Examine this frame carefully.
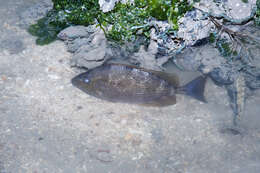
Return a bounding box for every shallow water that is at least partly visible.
[1,0,260,172]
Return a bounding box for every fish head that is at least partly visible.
[71,67,108,96]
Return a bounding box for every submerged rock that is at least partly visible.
[150,21,185,56]
[69,29,112,69]
[174,45,225,73]
[177,9,213,46]
[193,0,257,22]
[209,67,236,85]
[66,38,92,53]
[57,25,96,41]
[244,67,260,89]
[130,40,171,71]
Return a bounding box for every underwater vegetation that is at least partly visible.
[207,13,260,62]
[241,0,248,3]
[147,0,192,30]
[28,0,193,45]
[255,0,260,26]
[28,10,67,45]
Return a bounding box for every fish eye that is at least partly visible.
[84,78,90,83]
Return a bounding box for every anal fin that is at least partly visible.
[141,95,177,107]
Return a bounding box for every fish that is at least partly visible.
[71,63,207,107]
[226,74,246,126]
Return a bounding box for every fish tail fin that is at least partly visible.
[176,76,207,103]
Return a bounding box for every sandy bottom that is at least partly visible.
[1,0,260,172]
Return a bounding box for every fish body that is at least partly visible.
[72,63,207,106]
[227,75,246,126]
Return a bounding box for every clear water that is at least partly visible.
[1,0,260,172]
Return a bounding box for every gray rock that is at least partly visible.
[244,67,260,89]
[68,29,111,69]
[177,9,213,46]
[174,45,226,73]
[57,25,96,41]
[209,67,236,85]
[130,40,171,70]
[193,0,257,22]
[150,21,185,55]
[173,47,201,71]
[67,37,93,53]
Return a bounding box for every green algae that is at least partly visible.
[103,2,150,43]
[255,0,260,26]
[241,0,248,3]
[209,33,216,43]
[215,39,238,59]
[28,0,194,45]
[28,9,68,45]
[216,40,232,57]
[147,0,192,30]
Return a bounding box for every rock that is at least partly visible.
[209,67,236,85]
[193,0,257,22]
[177,0,257,47]
[177,9,213,46]
[99,0,120,13]
[174,44,226,73]
[174,47,201,71]
[57,25,96,41]
[150,21,184,56]
[244,67,260,89]
[130,40,171,70]
[69,29,111,69]
[67,38,92,53]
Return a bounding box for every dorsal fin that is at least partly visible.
[108,63,180,87]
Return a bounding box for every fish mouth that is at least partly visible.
[71,74,84,87]
[71,72,87,84]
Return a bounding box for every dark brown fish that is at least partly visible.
[71,63,207,106]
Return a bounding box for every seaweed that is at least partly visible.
[28,10,68,45]
[209,32,216,43]
[104,2,150,43]
[255,0,260,26]
[28,0,194,45]
[147,0,192,30]
[241,0,248,3]
[216,39,233,57]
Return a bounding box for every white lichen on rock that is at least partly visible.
[150,20,185,55]
[177,9,214,46]
[176,0,257,46]
[193,0,257,21]
[98,0,134,12]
